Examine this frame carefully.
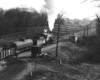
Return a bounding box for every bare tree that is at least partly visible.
[81,0,100,3]
[54,12,65,25]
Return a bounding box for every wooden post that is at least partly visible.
[35,59,37,71]
[87,26,88,37]
[84,28,85,37]
[59,59,63,66]
[82,28,86,50]
[30,71,32,76]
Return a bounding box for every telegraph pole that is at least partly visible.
[56,24,60,57]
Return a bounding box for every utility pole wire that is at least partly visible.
[80,0,99,3]
[81,0,88,3]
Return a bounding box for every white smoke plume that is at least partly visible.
[44,0,59,31]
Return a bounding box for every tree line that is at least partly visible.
[0,7,48,36]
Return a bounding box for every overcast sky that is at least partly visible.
[0,0,100,20]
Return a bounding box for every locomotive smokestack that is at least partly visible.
[44,0,58,31]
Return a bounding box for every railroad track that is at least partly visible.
[0,59,27,80]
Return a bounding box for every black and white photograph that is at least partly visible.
[0,0,100,80]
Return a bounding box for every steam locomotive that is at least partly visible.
[0,32,55,60]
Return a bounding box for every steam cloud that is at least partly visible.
[44,0,59,31]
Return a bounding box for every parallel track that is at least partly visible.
[0,59,27,80]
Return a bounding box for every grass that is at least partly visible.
[14,38,100,80]
[46,41,100,80]
[23,70,68,80]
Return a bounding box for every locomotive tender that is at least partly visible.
[0,32,54,60]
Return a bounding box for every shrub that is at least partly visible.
[78,35,100,63]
